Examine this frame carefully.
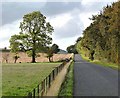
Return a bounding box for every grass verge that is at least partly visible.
[80,54,119,70]
[58,61,74,96]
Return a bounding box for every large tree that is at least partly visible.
[9,11,54,63]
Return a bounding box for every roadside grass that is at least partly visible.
[58,61,74,96]
[80,54,119,70]
[2,62,61,96]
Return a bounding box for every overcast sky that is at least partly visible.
[0,0,117,50]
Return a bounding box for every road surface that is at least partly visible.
[74,54,118,96]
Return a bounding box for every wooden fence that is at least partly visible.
[27,61,68,98]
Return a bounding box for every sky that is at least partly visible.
[0,0,117,50]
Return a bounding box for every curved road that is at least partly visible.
[74,54,118,96]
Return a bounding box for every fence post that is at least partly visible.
[48,74,51,88]
[63,63,64,68]
[41,80,45,96]
[55,68,57,77]
[53,69,55,80]
[33,88,35,98]
[28,92,32,98]
[59,65,61,72]
[59,65,61,71]
[60,64,62,71]
[37,85,39,98]
[50,72,52,84]
[54,68,57,77]
[57,65,58,71]
[43,80,45,93]
[44,79,46,94]
[41,81,43,96]
[45,77,48,94]
[58,66,59,73]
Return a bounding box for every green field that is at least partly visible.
[2,63,61,96]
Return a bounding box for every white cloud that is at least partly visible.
[52,35,80,50]
[48,12,83,39]
[81,0,117,5]
[0,19,21,48]
[48,13,72,28]
[79,12,98,29]
[2,0,117,2]
[2,0,47,2]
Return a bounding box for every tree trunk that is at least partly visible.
[32,39,36,63]
[32,50,36,63]
[32,55,36,63]
[89,50,95,61]
[6,59,8,63]
[14,59,17,63]
[52,56,53,62]
[48,57,51,62]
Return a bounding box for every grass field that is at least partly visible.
[2,62,61,96]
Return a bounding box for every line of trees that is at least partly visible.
[2,43,60,63]
[76,1,120,64]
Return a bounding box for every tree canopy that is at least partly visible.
[51,44,60,54]
[46,44,60,62]
[9,11,54,63]
[76,1,120,64]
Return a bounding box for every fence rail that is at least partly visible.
[27,61,69,98]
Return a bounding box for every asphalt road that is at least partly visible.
[73,54,118,96]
